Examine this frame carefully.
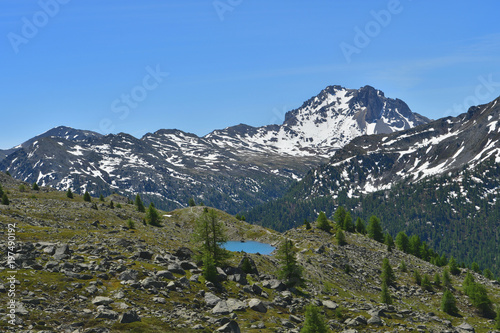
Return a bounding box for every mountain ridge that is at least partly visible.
[0,85,428,213]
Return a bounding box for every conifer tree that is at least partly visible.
[421,274,433,292]
[188,197,196,207]
[380,281,392,305]
[202,250,218,283]
[316,211,331,232]
[343,211,353,232]
[99,194,105,202]
[83,191,91,202]
[395,231,409,253]
[109,200,114,209]
[66,188,73,199]
[381,258,396,286]
[145,203,161,226]
[441,289,458,315]
[355,217,366,234]
[448,256,460,275]
[333,206,346,229]
[483,269,494,280]
[277,238,303,287]
[336,229,346,246]
[399,260,407,272]
[135,194,145,213]
[367,215,383,243]
[192,208,230,267]
[442,268,452,289]
[304,219,311,230]
[32,182,39,191]
[471,262,480,273]
[300,305,328,333]
[433,272,441,288]
[1,193,9,205]
[0,183,3,197]
[384,233,394,252]
[414,270,421,286]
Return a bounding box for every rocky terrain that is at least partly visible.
[1,172,499,332]
[0,85,429,215]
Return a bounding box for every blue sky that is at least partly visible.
[1,0,500,149]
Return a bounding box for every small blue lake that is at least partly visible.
[223,241,275,255]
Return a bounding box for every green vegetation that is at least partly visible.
[83,191,91,202]
[441,289,458,315]
[32,182,39,191]
[336,229,346,246]
[276,238,303,288]
[380,281,392,305]
[316,211,330,232]
[135,194,145,213]
[367,215,383,243]
[381,258,395,286]
[145,203,161,227]
[66,188,73,199]
[192,208,230,267]
[300,304,328,333]
[1,193,9,205]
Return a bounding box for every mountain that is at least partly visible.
[0,126,102,162]
[1,171,499,332]
[0,85,429,213]
[246,95,500,274]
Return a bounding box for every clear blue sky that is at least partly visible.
[1,0,500,149]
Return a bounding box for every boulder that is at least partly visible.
[205,292,221,307]
[119,310,141,323]
[156,270,175,280]
[95,309,118,320]
[322,300,338,310]
[91,296,114,306]
[217,320,240,333]
[212,300,230,315]
[226,298,247,312]
[175,247,194,260]
[53,244,71,260]
[248,298,267,313]
[118,269,138,282]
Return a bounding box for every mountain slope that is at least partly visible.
[246,96,500,274]
[1,172,499,332]
[0,85,429,213]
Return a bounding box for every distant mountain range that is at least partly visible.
[245,95,500,274]
[0,85,429,213]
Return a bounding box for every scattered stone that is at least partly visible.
[322,300,338,310]
[212,300,231,315]
[217,320,240,333]
[456,322,475,332]
[119,310,141,323]
[248,298,267,313]
[91,296,114,306]
[95,309,118,320]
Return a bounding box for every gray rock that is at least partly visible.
[367,315,382,326]
[119,310,141,323]
[205,292,221,307]
[217,320,240,333]
[156,270,175,280]
[248,298,267,313]
[140,277,164,289]
[212,300,230,315]
[226,298,247,312]
[322,300,338,310]
[95,309,118,320]
[175,247,194,260]
[168,263,186,275]
[53,243,71,260]
[456,322,475,332]
[118,269,138,281]
[91,296,114,306]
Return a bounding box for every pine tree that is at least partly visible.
[300,305,328,333]
[355,217,366,234]
[468,283,494,317]
[145,203,161,226]
[399,260,407,272]
[336,229,346,246]
[409,234,422,257]
[1,193,9,205]
[304,219,311,230]
[188,197,196,207]
[421,274,433,292]
[381,258,396,286]
[463,272,475,296]
[448,256,460,275]
[192,208,230,267]
[367,215,384,243]
[135,194,145,213]
[483,269,494,280]
[384,233,394,252]
[99,194,105,202]
[202,250,218,283]
[343,211,353,232]
[126,218,135,229]
[414,270,422,286]
[441,289,458,315]
[0,183,4,197]
[32,182,39,191]
[395,231,409,253]
[433,272,441,288]
[83,191,91,202]
[380,281,392,305]
[316,211,331,232]
[66,188,74,199]
[471,262,480,273]
[442,268,452,289]
[277,238,304,287]
[109,200,114,209]
[333,206,346,229]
